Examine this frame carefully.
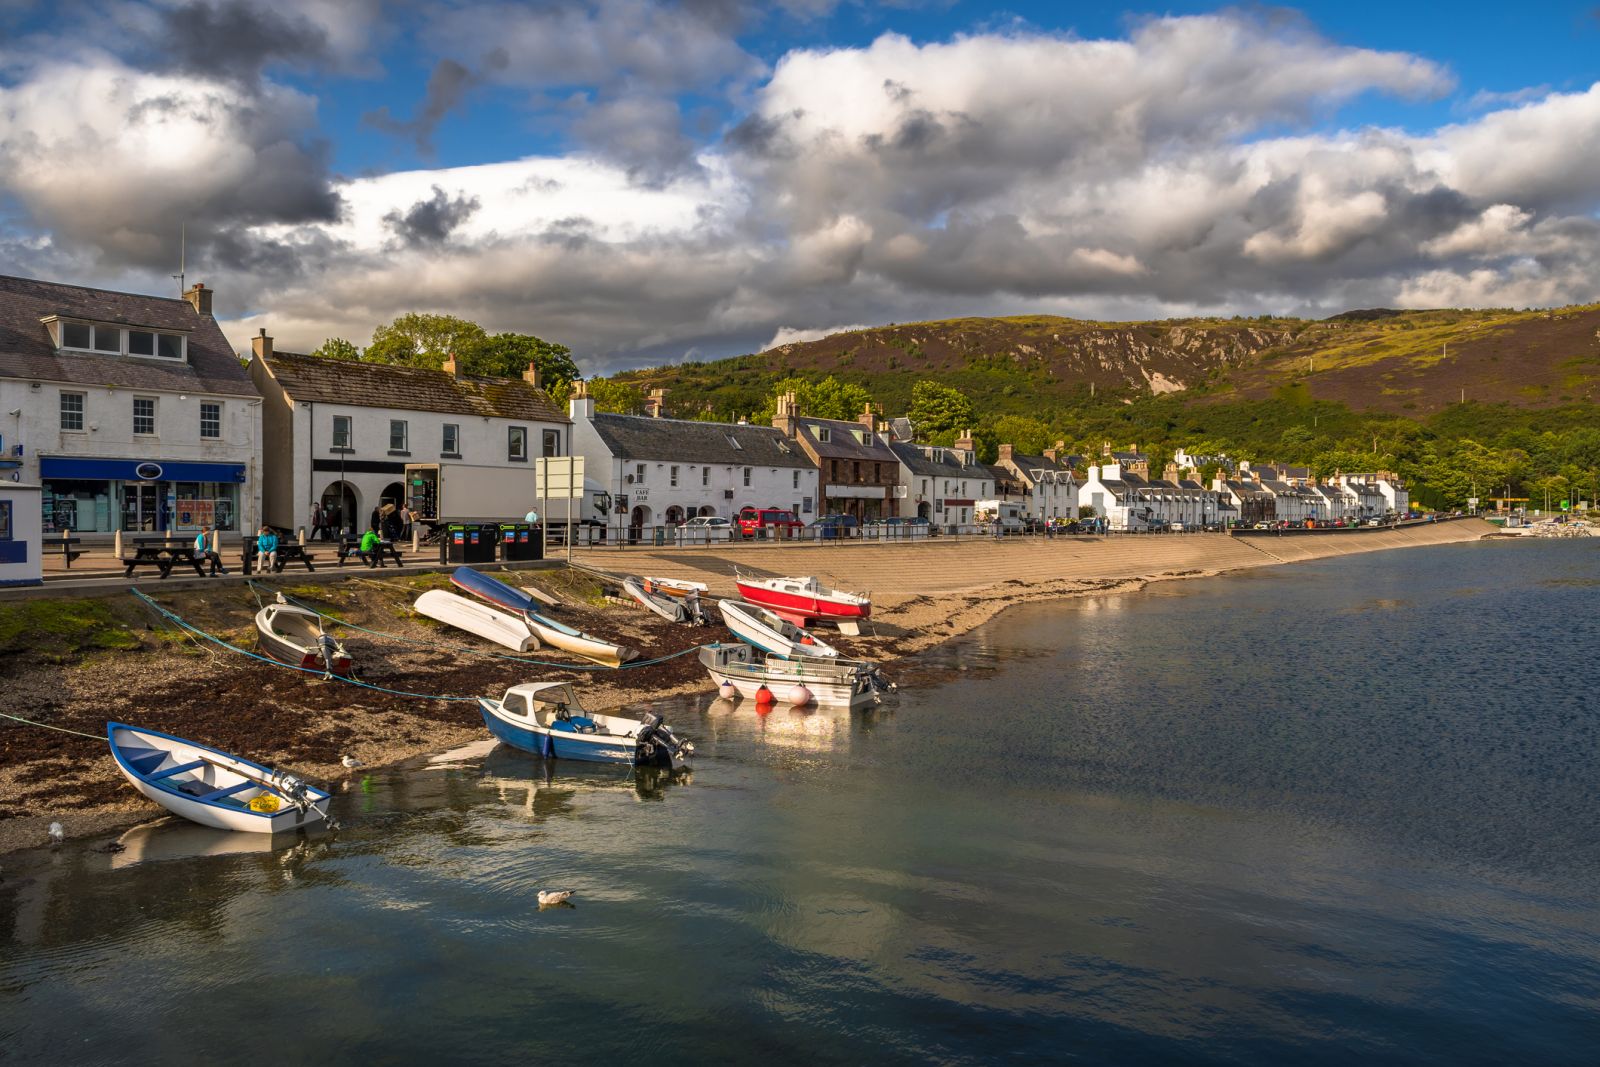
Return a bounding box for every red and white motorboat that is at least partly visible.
[733,574,871,625]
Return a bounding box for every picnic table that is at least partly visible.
[41,536,84,568]
[241,536,317,575]
[336,537,404,568]
[120,538,208,579]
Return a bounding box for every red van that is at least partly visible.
[737,506,803,538]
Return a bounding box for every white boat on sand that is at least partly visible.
[452,567,638,666]
[415,589,538,652]
[698,643,893,710]
[719,599,839,659]
[108,723,332,834]
[623,575,712,625]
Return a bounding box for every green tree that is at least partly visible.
[467,332,579,391]
[908,380,974,441]
[366,313,488,368]
[992,414,1051,456]
[586,377,646,414]
[310,337,360,361]
[758,375,873,422]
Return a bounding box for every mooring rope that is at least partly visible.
[0,710,103,740]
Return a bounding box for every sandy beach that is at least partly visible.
[0,521,1493,855]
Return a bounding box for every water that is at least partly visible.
[4,539,1600,1064]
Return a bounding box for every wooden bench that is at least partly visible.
[241,536,317,575]
[41,537,84,568]
[336,538,405,568]
[120,542,208,579]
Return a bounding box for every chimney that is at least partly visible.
[1101,439,1112,457]
[1043,445,1060,464]
[251,327,272,361]
[523,361,541,389]
[954,428,976,461]
[645,387,668,418]
[1163,461,1180,482]
[568,378,595,421]
[857,403,877,430]
[184,283,212,316]
[998,443,1014,465]
[772,392,799,438]
[442,352,459,377]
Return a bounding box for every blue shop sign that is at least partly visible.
[40,457,247,483]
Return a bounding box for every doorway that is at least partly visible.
[121,481,161,532]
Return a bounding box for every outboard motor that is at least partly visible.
[634,712,693,769]
[268,769,313,814]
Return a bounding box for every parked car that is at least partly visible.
[809,514,858,540]
[737,506,803,539]
[675,515,733,543]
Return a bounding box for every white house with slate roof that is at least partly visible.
[889,438,992,528]
[0,275,261,538]
[568,385,819,541]
[249,340,569,534]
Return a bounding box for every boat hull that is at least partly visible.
[699,644,879,709]
[720,600,839,659]
[415,589,536,652]
[108,723,332,834]
[735,580,870,622]
[453,567,636,664]
[624,576,690,623]
[478,700,683,769]
[254,603,353,676]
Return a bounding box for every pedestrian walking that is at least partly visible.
[400,505,413,541]
[311,501,325,542]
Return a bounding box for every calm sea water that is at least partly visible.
[4,539,1600,1064]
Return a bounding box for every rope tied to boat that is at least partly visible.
[0,710,103,740]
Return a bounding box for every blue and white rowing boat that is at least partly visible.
[451,567,638,665]
[108,723,332,834]
[478,682,694,770]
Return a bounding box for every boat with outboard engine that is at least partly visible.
[478,681,694,769]
[254,597,351,675]
[698,642,893,710]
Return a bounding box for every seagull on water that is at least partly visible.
[47,822,64,846]
[537,890,574,907]
[340,755,363,771]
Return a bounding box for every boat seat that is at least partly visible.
[148,759,208,781]
[550,718,599,734]
[196,781,256,803]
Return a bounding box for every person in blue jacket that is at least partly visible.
[194,524,226,576]
[256,525,280,572]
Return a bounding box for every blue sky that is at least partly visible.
[1,1,1597,371]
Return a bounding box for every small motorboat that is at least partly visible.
[254,597,351,675]
[642,577,708,599]
[415,589,538,652]
[719,599,839,659]
[478,682,694,769]
[108,722,332,834]
[623,575,711,625]
[733,574,871,630]
[698,643,893,710]
[452,567,638,666]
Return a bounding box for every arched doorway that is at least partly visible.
[320,481,359,540]
[629,504,652,544]
[917,501,931,521]
[378,481,406,537]
[664,505,685,526]
[698,505,717,517]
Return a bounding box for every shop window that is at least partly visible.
[508,426,528,462]
[389,419,409,453]
[332,415,352,449]
[200,402,221,439]
[60,392,85,432]
[442,423,459,455]
[133,397,157,435]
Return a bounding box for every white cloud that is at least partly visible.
[765,324,874,349]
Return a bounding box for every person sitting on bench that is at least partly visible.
[256,525,280,572]
[194,525,227,576]
[358,527,384,568]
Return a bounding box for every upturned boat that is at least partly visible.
[108,722,332,834]
[719,599,840,659]
[415,589,538,652]
[478,682,694,770]
[623,575,711,625]
[698,643,893,710]
[733,574,871,626]
[254,598,352,675]
[452,567,638,665]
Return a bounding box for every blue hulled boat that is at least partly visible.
[479,682,693,770]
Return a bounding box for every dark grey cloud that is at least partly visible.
[364,57,493,156]
[157,0,332,84]
[383,186,482,247]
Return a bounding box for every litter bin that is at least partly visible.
[653,525,666,546]
[499,522,543,562]
[441,522,498,564]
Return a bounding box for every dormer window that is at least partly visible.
[52,318,186,361]
[816,427,830,443]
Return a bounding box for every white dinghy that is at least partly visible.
[698,643,893,710]
[720,600,840,659]
[108,723,332,834]
[415,589,539,652]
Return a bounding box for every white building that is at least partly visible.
[994,444,1079,520]
[0,275,262,538]
[0,481,43,587]
[890,438,993,529]
[1336,472,1407,519]
[249,340,569,534]
[1080,462,1151,530]
[568,385,819,541]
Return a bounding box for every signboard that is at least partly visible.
[534,456,586,499]
[175,500,214,528]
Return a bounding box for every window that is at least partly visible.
[792,470,799,489]
[92,326,120,353]
[636,464,646,480]
[743,467,751,487]
[389,419,408,453]
[128,331,155,356]
[702,467,709,487]
[61,322,92,349]
[508,426,528,462]
[331,415,352,450]
[157,334,183,359]
[542,429,561,457]
[0,500,11,540]
[670,465,679,487]
[442,423,459,455]
[725,434,743,451]
[60,392,84,431]
[132,397,156,435]
[816,427,830,443]
[200,402,220,439]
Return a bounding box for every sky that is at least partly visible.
[1,1,1598,376]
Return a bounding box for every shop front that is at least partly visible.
[40,457,246,535]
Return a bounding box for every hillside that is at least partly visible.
[614,305,1600,421]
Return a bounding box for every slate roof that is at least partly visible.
[261,351,568,423]
[797,416,897,461]
[0,273,256,397]
[590,413,814,468]
[889,442,990,480]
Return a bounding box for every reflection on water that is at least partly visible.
[4,540,1600,1063]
